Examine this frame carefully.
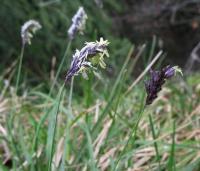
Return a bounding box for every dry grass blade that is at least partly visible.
[0,123,7,136]
[98,147,117,171]
[93,119,112,158]
[53,136,64,168]
[1,60,17,79]
[50,56,56,82]
[133,147,156,168]
[0,99,9,114]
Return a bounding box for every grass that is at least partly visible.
[1,2,200,170]
[148,114,161,170]
[1,44,200,171]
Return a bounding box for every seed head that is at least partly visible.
[94,0,103,8]
[145,65,182,105]
[21,20,42,45]
[68,7,88,40]
[65,38,109,82]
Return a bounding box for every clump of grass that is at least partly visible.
[1,53,200,170]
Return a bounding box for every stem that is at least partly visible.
[68,77,74,114]
[113,103,145,171]
[16,44,25,95]
[167,120,176,171]
[48,84,65,171]
[49,41,71,95]
[32,108,52,151]
[148,114,161,170]
[59,122,70,171]
[46,41,71,170]
[60,78,74,171]
[32,40,71,156]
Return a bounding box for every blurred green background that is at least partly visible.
[2,0,200,84]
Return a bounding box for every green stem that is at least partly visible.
[32,40,71,169]
[60,78,74,171]
[16,44,25,95]
[49,41,71,95]
[148,114,161,170]
[32,40,71,154]
[48,83,65,171]
[59,122,70,171]
[68,77,74,115]
[113,104,145,171]
[32,108,52,151]
[167,120,176,171]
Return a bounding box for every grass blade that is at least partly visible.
[148,114,161,170]
[46,84,65,171]
[167,120,176,171]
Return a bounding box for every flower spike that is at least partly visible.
[145,65,182,105]
[68,7,88,40]
[65,38,109,82]
[21,20,42,45]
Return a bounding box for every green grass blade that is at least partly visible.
[46,84,65,171]
[59,121,70,171]
[81,123,97,171]
[167,120,176,171]
[59,78,74,171]
[148,114,161,170]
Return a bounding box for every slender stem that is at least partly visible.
[46,41,71,170]
[16,44,25,95]
[48,83,65,171]
[32,40,71,155]
[59,122,70,171]
[32,107,52,151]
[167,120,176,171]
[68,77,74,114]
[49,41,71,95]
[114,104,145,171]
[60,77,74,171]
[148,114,161,170]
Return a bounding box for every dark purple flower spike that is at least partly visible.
[145,65,182,105]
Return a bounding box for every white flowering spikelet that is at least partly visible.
[68,7,87,40]
[21,20,42,45]
[65,38,109,82]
